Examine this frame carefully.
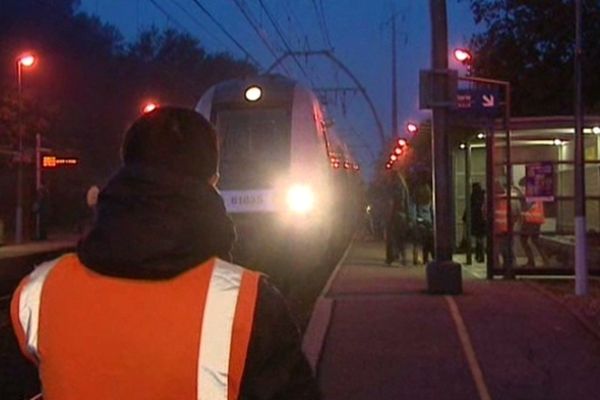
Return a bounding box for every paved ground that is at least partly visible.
[305,240,600,400]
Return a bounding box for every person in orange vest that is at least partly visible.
[518,177,550,267]
[9,107,319,400]
[493,181,520,269]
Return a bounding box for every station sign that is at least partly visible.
[456,88,502,117]
[42,156,79,168]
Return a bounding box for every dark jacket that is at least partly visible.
[3,166,319,400]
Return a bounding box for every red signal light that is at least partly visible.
[385,163,392,170]
[397,138,407,147]
[394,147,402,155]
[390,154,398,162]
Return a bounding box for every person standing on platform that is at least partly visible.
[385,171,410,265]
[10,107,319,400]
[518,177,550,268]
[470,182,486,263]
[411,182,434,265]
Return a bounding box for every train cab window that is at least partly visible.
[215,108,291,188]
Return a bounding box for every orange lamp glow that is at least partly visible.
[142,102,159,114]
[18,53,36,67]
[406,122,418,134]
[454,48,472,63]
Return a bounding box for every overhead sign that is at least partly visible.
[42,156,78,168]
[524,162,554,202]
[456,88,502,117]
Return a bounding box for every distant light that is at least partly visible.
[18,53,36,67]
[397,138,407,147]
[385,163,392,170]
[353,164,360,171]
[244,85,262,102]
[459,143,466,149]
[406,122,418,134]
[142,102,159,114]
[592,126,600,135]
[344,161,351,169]
[394,147,402,155]
[553,138,563,146]
[454,48,472,63]
[333,161,341,169]
[390,154,398,161]
[477,132,485,139]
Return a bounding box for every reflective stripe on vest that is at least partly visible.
[522,201,544,224]
[198,259,243,400]
[12,256,259,400]
[14,258,61,362]
[494,199,508,233]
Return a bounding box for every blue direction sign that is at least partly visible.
[456,88,502,117]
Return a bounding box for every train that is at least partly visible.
[195,74,361,285]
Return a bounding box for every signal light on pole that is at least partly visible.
[406,122,418,134]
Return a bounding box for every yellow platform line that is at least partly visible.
[445,296,492,400]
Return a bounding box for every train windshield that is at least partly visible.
[216,108,291,189]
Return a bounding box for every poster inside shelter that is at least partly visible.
[525,162,554,201]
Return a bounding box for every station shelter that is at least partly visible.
[453,116,600,278]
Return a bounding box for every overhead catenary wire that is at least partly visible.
[231,0,293,77]
[189,0,262,67]
[147,0,191,34]
[167,0,232,50]
[311,0,333,51]
[257,0,312,83]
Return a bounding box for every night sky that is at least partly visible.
[78,0,478,178]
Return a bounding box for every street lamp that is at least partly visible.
[453,48,473,76]
[15,52,37,244]
[142,101,159,114]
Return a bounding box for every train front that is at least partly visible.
[195,75,334,279]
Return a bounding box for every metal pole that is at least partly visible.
[426,0,461,294]
[391,6,398,138]
[35,133,41,240]
[504,83,514,278]
[465,143,472,265]
[485,123,495,279]
[574,0,588,295]
[15,61,23,244]
[429,0,452,262]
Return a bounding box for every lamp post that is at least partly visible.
[15,52,36,244]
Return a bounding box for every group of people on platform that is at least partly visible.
[469,178,549,269]
[368,171,434,266]
[369,171,550,269]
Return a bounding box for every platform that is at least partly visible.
[304,240,600,400]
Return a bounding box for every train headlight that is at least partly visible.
[286,184,315,214]
[244,85,262,102]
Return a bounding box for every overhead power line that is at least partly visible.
[166,0,231,50]
[257,0,312,82]
[147,0,190,33]
[189,0,261,67]
[311,0,333,51]
[231,0,293,76]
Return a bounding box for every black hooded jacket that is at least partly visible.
[4,166,319,400]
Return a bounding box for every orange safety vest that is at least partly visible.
[11,254,260,400]
[522,201,545,225]
[494,198,508,233]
